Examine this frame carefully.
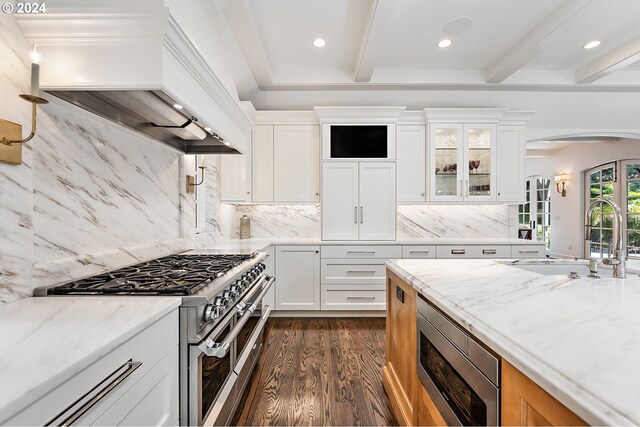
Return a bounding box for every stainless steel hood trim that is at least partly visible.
[47,89,241,154]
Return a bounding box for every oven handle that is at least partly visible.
[198,276,275,358]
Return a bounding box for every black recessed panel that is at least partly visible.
[330,125,387,158]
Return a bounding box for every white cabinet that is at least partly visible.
[251,125,274,203]
[397,125,426,203]
[247,124,320,203]
[5,311,179,426]
[359,163,397,240]
[275,245,320,310]
[322,162,396,241]
[321,162,360,240]
[496,125,526,202]
[274,125,320,202]
[221,150,251,202]
[428,123,497,202]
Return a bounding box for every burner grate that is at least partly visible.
[52,254,254,296]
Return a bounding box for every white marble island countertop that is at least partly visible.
[0,297,181,423]
[386,258,640,426]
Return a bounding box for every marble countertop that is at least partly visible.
[0,297,181,423]
[386,258,640,426]
[195,237,544,253]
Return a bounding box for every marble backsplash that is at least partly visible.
[232,204,513,239]
[0,13,235,302]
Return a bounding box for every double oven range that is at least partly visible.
[35,250,275,426]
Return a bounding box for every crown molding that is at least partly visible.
[314,106,406,123]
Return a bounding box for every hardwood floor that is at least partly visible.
[232,318,398,426]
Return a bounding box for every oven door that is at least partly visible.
[234,276,274,399]
[417,312,499,426]
[189,315,237,427]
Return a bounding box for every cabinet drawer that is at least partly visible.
[321,260,386,285]
[321,245,402,259]
[511,245,546,258]
[436,245,511,259]
[321,285,386,310]
[402,245,436,259]
[6,310,179,425]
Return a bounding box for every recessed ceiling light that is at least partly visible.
[204,127,211,132]
[313,38,326,48]
[224,142,231,146]
[583,40,601,50]
[173,103,183,110]
[438,39,452,48]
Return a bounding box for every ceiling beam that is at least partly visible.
[485,0,605,83]
[219,0,273,89]
[576,36,640,84]
[354,0,399,83]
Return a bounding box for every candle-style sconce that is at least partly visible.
[0,47,48,165]
[187,166,206,194]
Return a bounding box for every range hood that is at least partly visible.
[15,2,253,155]
[49,90,238,154]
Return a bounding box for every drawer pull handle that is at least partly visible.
[346,270,377,274]
[46,359,143,426]
[409,250,430,254]
[451,249,466,255]
[519,250,540,254]
[346,251,376,255]
[347,296,377,300]
[482,249,497,255]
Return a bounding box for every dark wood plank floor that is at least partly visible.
[232,318,397,426]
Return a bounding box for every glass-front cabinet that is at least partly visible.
[429,123,497,202]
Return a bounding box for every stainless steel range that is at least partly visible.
[35,251,275,426]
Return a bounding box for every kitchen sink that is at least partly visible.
[511,261,612,278]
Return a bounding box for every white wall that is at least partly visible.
[546,139,640,258]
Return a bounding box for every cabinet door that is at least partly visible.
[251,125,274,203]
[359,162,396,241]
[429,124,464,202]
[464,124,497,202]
[322,162,359,241]
[502,360,587,426]
[220,150,251,202]
[397,125,426,203]
[497,125,526,203]
[275,245,320,310]
[273,125,320,202]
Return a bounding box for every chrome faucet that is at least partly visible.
[585,198,626,279]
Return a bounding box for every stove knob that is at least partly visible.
[213,296,228,310]
[234,279,244,291]
[230,284,241,295]
[203,304,221,321]
[222,290,235,301]
[258,263,265,272]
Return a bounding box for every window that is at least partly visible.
[518,177,551,250]
[584,160,640,260]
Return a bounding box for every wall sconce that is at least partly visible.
[0,46,48,165]
[555,174,568,197]
[187,166,206,194]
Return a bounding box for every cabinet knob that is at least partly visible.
[316,192,319,196]
[421,193,425,197]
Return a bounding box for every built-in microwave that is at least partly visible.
[416,296,500,426]
[321,123,396,160]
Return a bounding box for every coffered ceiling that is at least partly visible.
[218,0,640,94]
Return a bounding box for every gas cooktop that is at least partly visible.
[49,254,255,296]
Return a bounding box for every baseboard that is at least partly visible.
[382,365,413,426]
[270,310,385,318]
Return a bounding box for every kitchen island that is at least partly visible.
[384,258,640,426]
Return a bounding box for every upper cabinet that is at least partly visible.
[397,125,426,204]
[273,126,320,202]
[423,108,534,204]
[222,122,320,203]
[428,123,497,202]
